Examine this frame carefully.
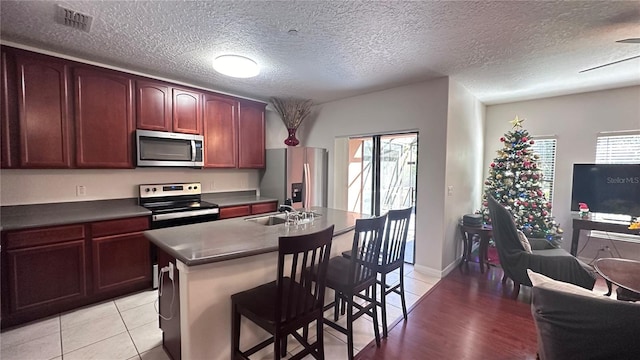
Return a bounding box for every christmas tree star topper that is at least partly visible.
[510,115,525,128]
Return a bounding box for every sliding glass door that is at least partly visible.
[347,133,418,263]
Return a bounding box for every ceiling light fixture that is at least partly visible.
[213,55,259,78]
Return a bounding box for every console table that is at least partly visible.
[570,214,639,256]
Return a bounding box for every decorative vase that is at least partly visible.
[284,128,300,146]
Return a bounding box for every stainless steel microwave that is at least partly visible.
[136,129,204,167]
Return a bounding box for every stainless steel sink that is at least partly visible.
[245,214,287,226]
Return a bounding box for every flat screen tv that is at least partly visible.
[570,164,640,216]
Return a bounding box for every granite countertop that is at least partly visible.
[201,191,278,207]
[144,207,363,266]
[0,198,151,231]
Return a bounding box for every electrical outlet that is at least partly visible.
[169,262,174,281]
[447,185,454,196]
[76,185,87,196]
[210,181,215,191]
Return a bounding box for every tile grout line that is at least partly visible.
[58,314,63,360]
[116,300,143,357]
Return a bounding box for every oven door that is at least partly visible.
[136,129,203,167]
[151,208,220,229]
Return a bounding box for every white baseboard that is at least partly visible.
[413,257,462,278]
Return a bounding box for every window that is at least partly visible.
[530,137,557,204]
[595,132,640,164]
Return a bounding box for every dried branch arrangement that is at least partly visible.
[271,97,313,129]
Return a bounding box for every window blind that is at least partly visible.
[595,133,640,164]
[530,138,557,203]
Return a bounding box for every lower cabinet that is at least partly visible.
[219,201,278,220]
[91,217,151,294]
[1,216,152,328]
[5,235,86,314]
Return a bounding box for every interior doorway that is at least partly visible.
[347,133,418,263]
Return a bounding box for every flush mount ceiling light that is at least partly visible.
[213,55,259,78]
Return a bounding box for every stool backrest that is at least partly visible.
[380,207,413,267]
[349,215,387,291]
[276,225,334,326]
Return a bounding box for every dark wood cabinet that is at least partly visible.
[172,88,201,134]
[91,217,150,294]
[1,48,19,168]
[15,52,72,168]
[238,101,266,169]
[3,224,87,315]
[74,67,134,168]
[219,201,278,219]
[203,93,238,168]
[136,79,172,132]
[1,216,152,328]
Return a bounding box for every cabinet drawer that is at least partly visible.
[5,224,85,250]
[251,202,277,215]
[91,216,149,237]
[219,205,251,219]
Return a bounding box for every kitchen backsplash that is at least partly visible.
[0,168,260,206]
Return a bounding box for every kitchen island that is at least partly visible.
[144,207,363,360]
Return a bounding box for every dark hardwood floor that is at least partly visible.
[357,263,539,360]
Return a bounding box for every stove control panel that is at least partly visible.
[139,182,202,198]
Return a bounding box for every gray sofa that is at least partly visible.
[487,195,596,297]
[529,270,640,359]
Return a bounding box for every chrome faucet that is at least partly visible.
[278,205,298,214]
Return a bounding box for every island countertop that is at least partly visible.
[144,207,363,266]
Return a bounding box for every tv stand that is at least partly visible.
[571,213,639,256]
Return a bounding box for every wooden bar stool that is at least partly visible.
[231,225,334,360]
[323,215,386,360]
[341,207,413,337]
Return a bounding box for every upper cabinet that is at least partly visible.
[1,48,18,168]
[238,100,266,169]
[202,95,266,169]
[172,88,202,134]
[0,46,265,170]
[203,93,238,168]
[16,52,72,168]
[136,80,172,132]
[136,80,202,135]
[74,67,134,168]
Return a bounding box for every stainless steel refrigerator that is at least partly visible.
[259,147,328,209]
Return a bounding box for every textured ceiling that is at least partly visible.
[1,1,639,105]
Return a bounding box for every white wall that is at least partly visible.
[285,78,451,274]
[485,86,640,255]
[443,81,485,271]
[0,168,259,205]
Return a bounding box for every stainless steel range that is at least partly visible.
[139,182,219,229]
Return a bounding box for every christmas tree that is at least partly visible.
[480,116,563,242]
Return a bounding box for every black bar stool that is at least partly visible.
[231,225,335,360]
[323,215,386,359]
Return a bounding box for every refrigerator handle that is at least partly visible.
[303,163,311,211]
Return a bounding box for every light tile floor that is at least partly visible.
[1,264,439,360]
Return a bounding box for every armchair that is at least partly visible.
[487,195,596,298]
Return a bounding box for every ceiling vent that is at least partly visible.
[55,5,93,32]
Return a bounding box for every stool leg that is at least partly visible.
[605,280,612,296]
[371,283,381,347]
[316,317,325,359]
[380,272,388,338]
[399,265,408,320]
[347,298,354,360]
[231,302,241,359]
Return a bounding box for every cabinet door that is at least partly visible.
[74,67,134,168]
[1,48,18,168]
[172,88,201,134]
[203,93,238,168]
[219,205,251,219]
[251,202,278,215]
[238,101,265,169]
[16,52,72,168]
[136,80,171,131]
[92,232,151,293]
[6,240,86,313]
